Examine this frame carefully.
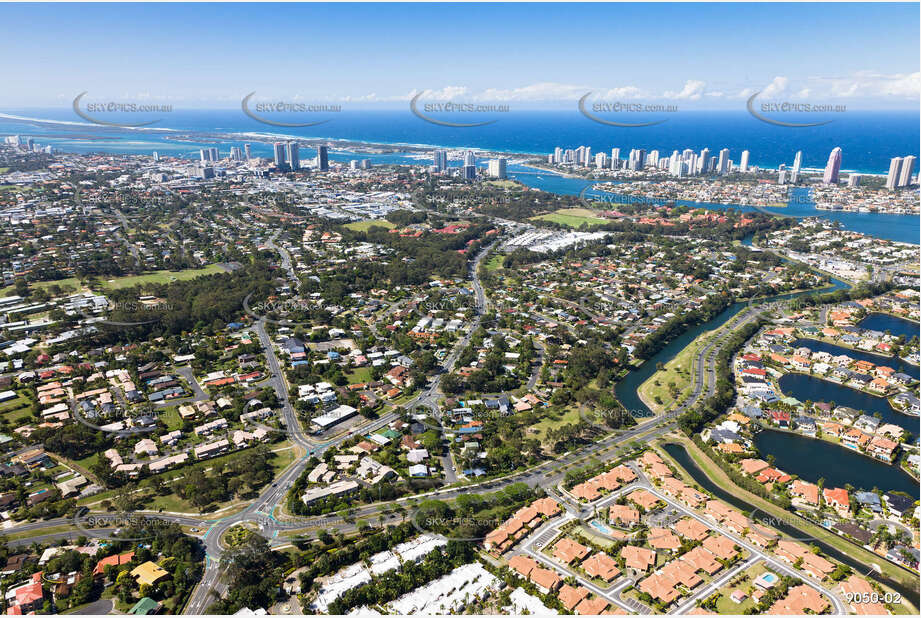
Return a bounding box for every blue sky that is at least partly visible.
[2,2,919,109]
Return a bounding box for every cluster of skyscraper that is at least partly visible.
[549,145,745,178]
[431,149,507,179]
[885,155,917,190]
[199,147,220,162]
[271,142,328,171]
[4,135,52,154]
[349,159,373,170]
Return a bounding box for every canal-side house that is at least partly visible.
[892,392,920,414]
[866,436,899,462]
[840,427,871,452]
[832,406,860,425]
[853,491,882,515]
[790,479,820,509]
[853,415,880,434]
[868,377,891,394]
[794,416,816,436]
[768,410,791,428]
[822,487,851,518]
[883,492,914,519]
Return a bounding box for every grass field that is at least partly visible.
[484,254,506,271]
[345,367,373,384]
[4,524,75,542]
[344,219,395,232]
[482,180,520,189]
[100,264,226,289]
[637,326,712,413]
[0,266,226,297]
[0,392,30,412]
[531,208,609,228]
[528,406,581,442]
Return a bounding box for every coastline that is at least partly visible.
[1,110,916,175]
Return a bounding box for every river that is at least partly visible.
[752,429,917,494]
[858,313,920,340]
[790,338,919,381]
[614,276,849,418]
[777,373,915,435]
[506,165,921,245]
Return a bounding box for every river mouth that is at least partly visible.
[661,442,920,603]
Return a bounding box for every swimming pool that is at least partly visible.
[590,519,614,535]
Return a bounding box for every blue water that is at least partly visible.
[590,519,614,535]
[2,108,918,244]
[753,429,917,495]
[2,109,917,173]
[615,277,850,417]
[790,338,919,380]
[858,313,920,340]
[777,372,915,434]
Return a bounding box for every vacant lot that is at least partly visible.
[344,219,395,232]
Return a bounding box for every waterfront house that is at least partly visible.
[823,487,851,517]
[768,410,791,427]
[790,480,820,508]
[867,436,898,462]
[853,415,880,433]
[841,428,871,451]
[853,491,882,514]
[794,417,816,436]
[868,377,891,394]
[892,392,920,414]
[883,492,914,518]
[832,406,860,425]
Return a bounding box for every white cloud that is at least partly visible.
[761,76,789,97]
[821,71,920,98]
[595,85,648,99]
[479,82,588,101]
[344,73,920,106]
[663,79,707,100]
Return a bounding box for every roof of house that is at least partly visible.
[130,561,168,586]
[620,545,656,571]
[558,584,590,611]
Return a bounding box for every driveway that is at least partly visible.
[67,599,113,615]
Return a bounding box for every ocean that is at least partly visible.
[1,108,918,244]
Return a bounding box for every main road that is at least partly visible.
[4,235,780,613]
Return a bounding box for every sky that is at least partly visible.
[2,2,919,110]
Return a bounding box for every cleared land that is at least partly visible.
[1,265,226,296]
[484,254,506,271]
[528,406,581,442]
[344,219,395,232]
